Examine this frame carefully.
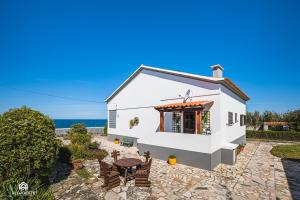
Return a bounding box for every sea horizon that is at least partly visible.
[54,119,107,128]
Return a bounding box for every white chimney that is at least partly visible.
[210,64,224,78]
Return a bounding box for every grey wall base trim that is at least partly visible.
[107,134,138,147]
[107,134,238,170]
[138,143,223,170]
[231,134,246,145]
[221,148,235,165]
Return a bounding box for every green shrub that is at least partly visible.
[246,130,300,141]
[0,177,54,200]
[57,146,72,164]
[76,168,90,179]
[67,124,91,146]
[95,149,109,161]
[68,144,95,160]
[0,107,59,187]
[269,125,284,131]
[88,142,100,149]
[103,124,107,136]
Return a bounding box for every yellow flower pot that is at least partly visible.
[168,157,176,165]
[114,139,119,144]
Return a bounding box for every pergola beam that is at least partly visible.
[195,110,202,134]
[159,111,164,132]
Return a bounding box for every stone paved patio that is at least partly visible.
[51,136,300,199]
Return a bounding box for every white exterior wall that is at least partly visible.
[220,85,246,143]
[107,69,222,141]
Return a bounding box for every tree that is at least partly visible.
[0,107,59,187]
[284,109,300,131]
[262,110,283,122]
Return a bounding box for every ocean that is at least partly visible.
[54,119,107,128]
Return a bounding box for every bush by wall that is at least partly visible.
[103,124,107,136]
[67,123,91,146]
[0,107,59,187]
[246,130,300,141]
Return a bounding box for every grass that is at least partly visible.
[270,144,300,160]
[76,168,90,179]
[247,138,300,143]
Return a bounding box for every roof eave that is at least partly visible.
[105,64,250,103]
[221,78,250,101]
[105,64,145,102]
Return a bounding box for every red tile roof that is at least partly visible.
[154,100,212,110]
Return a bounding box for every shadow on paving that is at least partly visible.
[49,161,73,184]
[281,159,300,200]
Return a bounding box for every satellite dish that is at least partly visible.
[183,89,191,102]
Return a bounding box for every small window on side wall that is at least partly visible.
[235,113,238,123]
[240,114,245,126]
[109,110,117,128]
[228,112,233,125]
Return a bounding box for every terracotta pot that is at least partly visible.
[72,159,84,170]
[240,146,245,152]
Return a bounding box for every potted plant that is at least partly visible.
[237,144,246,154]
[95,149,109,161]
[168,155,177,165]
[72,159,84,170]
[114,138,120,144]
[69,144,94,170]
[239,144,246,152]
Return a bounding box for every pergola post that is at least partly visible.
[159,111,164,132]
[196,110,202,134]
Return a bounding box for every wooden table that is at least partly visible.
[114,158,142,185]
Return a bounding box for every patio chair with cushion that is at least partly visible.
[135,158,152,187]
[121,137,134,147]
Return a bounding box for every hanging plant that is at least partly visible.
[133,117,139,125]
[129,117,139,129]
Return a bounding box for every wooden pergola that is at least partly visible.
[154,101,212,134]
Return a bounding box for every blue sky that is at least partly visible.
[0,0,299,119]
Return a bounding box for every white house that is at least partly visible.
[105,64,249,170]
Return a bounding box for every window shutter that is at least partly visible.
[109,110,117,128]
[240,114,245,126]
[240,115,243,126]
[228,112,233,125]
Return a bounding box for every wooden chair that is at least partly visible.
[100,161,121,190]
[138,151,151,170]
[111,150,120,162]
[135,158,152,187]
[144,151,151,163]
[99,160,113,178]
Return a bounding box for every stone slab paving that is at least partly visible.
[51,136,300,200]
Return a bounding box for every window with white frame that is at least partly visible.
[109,110,117,128]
